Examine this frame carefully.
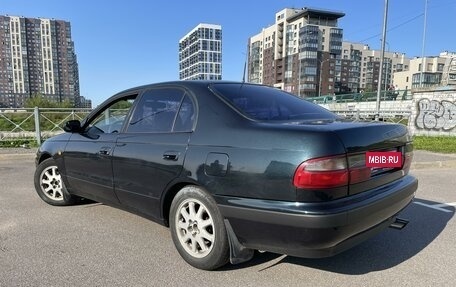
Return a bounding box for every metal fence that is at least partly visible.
[333,109,411,125]
[307,89,411,104]
[0,107,91,145]
[0,107,412,146]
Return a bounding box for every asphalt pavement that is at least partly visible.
[0,147,455,286]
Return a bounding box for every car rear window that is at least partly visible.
[210,83,337,122]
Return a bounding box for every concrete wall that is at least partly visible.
[410,89,456,137]
[321,100,413,113]
[319,88,456,137]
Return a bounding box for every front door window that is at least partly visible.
[89,98,135,134]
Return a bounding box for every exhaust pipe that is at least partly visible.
[389,218,409,230]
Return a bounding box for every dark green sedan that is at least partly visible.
[34,81,418,270]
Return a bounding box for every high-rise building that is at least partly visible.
[0,15,80,108]
[179,23,222,80]
[247,8,345,98]
[342,42,410,93]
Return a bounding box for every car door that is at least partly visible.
[112,87,195,219]
[63,95,137,204]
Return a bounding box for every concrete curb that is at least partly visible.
[411,160,456,170]
[0,153,36,160]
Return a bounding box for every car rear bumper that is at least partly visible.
[216,175,418,258]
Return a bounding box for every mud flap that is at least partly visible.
[224,219,254,265]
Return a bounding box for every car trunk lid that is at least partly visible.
[328,121,412,195]
[291,120,413,198]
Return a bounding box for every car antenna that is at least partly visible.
[242,59,246,83]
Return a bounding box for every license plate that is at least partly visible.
[365,151,402,168]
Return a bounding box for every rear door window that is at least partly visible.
[174,95,196,132]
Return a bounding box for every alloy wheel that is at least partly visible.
[39,166,64,201]
[175,198,215,258]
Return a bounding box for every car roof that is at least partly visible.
[113,80,262,96]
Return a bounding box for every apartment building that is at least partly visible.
[179,23,222,81]
[440,51,456,86]
[342,42,410,92]
[0,15,80,108]
[393,52,456,90]
[76,95,92,109]
[247,7,345,98]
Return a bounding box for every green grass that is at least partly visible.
[413,136,456,154]
[0,139,39,148]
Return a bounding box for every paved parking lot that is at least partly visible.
[0,152,455,286]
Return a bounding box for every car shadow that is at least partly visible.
[221,198,454,274]
[73,198,98,206]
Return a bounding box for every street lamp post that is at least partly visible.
[376,0,389,121]
[381,40,390,93]
[318,58,331,98]
[298,54,301,97]
[384,58,389,92]
[419,0,428,87]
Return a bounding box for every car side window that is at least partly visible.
[210,83,337,121]
[88,96,136,134]
[127,88,184,133]
[174,95,195,132]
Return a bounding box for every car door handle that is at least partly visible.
[163,151,180,161]
[99,147,112,156]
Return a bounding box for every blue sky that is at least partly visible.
[2,0,455,106]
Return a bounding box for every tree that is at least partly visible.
[24,94,73,108]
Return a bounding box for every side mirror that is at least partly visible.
[64,120,81,133]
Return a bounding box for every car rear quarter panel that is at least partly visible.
[181,85,347,201]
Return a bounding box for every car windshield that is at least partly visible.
[210,83,337,122]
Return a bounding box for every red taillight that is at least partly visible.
[293,154,372,189]
[293,156,349,189]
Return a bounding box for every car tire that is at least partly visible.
[170,186,229,270]
[34,158,76,206]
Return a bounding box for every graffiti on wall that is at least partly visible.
[415,99,456,130]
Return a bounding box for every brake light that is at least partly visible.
[293,156,349,189]
[293,154,372,189]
